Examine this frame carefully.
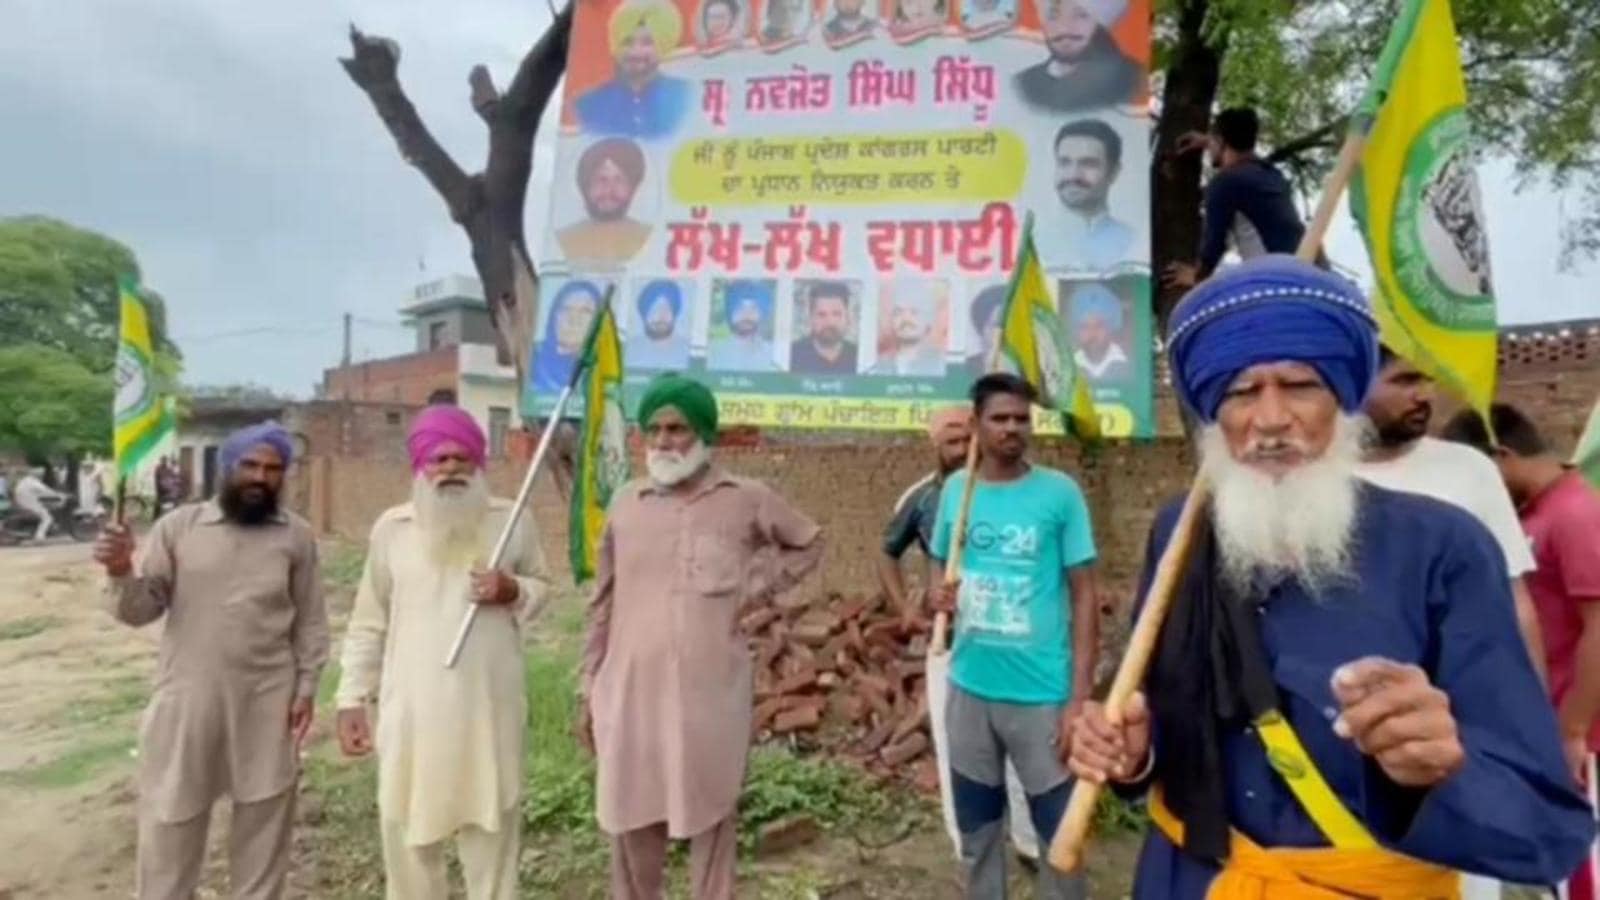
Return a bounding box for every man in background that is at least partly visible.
[1036,119,1135,271]
[1356,347,1546,682]
[1163,108,1308,291]
[1013,0,1141,113]
[95,422,327,900]
[14,467,63,542]
[929,373,1100,899]
[790,280,860,375]
[629,279,693,371]
[336,406,548,900]
[965,285,1006,375]
[1442,403,1600,900]
[556,138,652,264]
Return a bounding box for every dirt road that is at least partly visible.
[0,543,153,897]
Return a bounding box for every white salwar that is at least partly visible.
[336,498,548,900]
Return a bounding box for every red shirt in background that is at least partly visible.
[1523,470,1600,751]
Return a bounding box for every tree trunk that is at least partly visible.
[1151,0,1223,327]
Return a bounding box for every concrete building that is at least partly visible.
[320,275,520,456]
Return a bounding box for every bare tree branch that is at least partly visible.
[1267,116,1347,165]
[469,65,501,125]
[501,3,575,130]
[340,26,475,223]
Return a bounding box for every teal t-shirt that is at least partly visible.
[930,465,1097,704]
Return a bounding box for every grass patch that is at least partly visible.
[321,540,367,593]
[0,615,62,642]
[0,736,136,789]
[59,681,148,727]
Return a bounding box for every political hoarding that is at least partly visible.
[525,0,1155,437]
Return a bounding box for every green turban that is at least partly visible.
[637,373,719,443]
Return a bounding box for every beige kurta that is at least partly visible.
[107,501,329,823]
[335,498,548,847]
[581,469,823,838]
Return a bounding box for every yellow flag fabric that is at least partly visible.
[1350,0,1497,418]
[997,220,1100,441]
[1576,396,1600,491]
[114,279,175,481]
[569,291,630,582]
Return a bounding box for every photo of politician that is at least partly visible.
[707,279,780,372]
[886,0,947,39]
[824,0,876,44]
[964,283,1007,375]
[556,138,653,265]
[1014,0,1142,113]
[697,0,747,50]
[1031,119,1138,272]
[871,279,949,377]
[529,277,613,393]
[627,278,694,371]
[762,0,814,47]
[789,279,861,375]
[960,0,1016,35]
[1062,279,1135,385]
[575,0,691,139]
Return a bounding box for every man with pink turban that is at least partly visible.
[333,405,549,900]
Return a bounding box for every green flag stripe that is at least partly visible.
[1356,0,1427,125]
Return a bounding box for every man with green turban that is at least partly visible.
[579,373,824,899]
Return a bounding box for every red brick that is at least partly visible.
[859,720,896,753]
[912,758,940,794]
[896,659,926,682]
[879,732,929,766]
[755,815,821,857]
[753,698,786,731]
[854,673,892,699]
[776,592,811,616]
[773,668,818,695]
[846,620,866,655]
[864,621,900,647]
[891,693,928,743]
[791,622,833,646]
[739,608,781,634]
[773,705,822,733]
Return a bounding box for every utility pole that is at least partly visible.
[341,312,353,367]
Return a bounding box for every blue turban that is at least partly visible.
[722,279,773,329]
[1167,255,1378,422]
[1071,283,1124,332]
[637,279,683,323]
[220,421,294,473]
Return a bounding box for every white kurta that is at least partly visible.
[335,498,547,847]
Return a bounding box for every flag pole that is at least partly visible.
[444,287,615,669]
[1046,142,1361,871]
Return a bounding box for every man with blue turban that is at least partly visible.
[1069,282,1130,383]
[628,279,692,371]
[94,420,328,899]
[706,279,778,372]
[579,373,822,899]
[1067,255,1592,897]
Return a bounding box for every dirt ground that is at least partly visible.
[0,542,1139,899]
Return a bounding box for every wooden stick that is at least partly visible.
[1296,130,1366,264]
[113,476,126,526]
[930,432,981,652]
[1047,480,1210,871]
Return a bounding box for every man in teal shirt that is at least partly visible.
[929,372,1100,899]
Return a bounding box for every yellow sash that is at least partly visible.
[1143,710,1459,898]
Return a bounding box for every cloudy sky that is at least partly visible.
[3,0,1594,397]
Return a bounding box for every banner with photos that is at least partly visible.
[527,0,1155,436]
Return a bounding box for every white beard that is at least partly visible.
[646,440,711,488]
[411,471,490,565]
[1200,414,1367,598]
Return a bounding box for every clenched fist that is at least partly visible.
[337,707,374,758]
[94,524,135,577]
[1068,693,1151,785]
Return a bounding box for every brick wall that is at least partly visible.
[322,348,458,405]
[290,355,1600,605]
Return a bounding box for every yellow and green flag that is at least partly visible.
[569,290,630,582]
[114,278,175,481]
[1349,0,1497,419]
[997,219,1100,442]
[1575,396,1600,491]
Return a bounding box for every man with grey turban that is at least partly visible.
[1014,0,1143,113]
[94,420,328,900]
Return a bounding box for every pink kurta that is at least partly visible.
[581,469,822,838]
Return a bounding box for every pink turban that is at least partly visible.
[407,405,487,472]
[927,406,973,444]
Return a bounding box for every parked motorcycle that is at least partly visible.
[0,496,101,545]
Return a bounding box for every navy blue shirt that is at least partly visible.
[1198,159,1306,277]
[1129,485,1593,898]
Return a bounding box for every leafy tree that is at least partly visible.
[0,216,184,458]
[0,345,111,460]
[1151,0,1600,319]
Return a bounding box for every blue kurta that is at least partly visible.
[1128,485,1593,898]
[574,75,691,140]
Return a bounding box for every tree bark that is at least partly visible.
[1150,0,1223,327]
[341,4,574,377]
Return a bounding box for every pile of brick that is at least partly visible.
[744,591,943,794]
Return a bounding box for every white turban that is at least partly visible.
[1074,0,1126,27]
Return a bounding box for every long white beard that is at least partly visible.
[1200,414,1367,597]
[646,440,711,488]
[411,471,490,564]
